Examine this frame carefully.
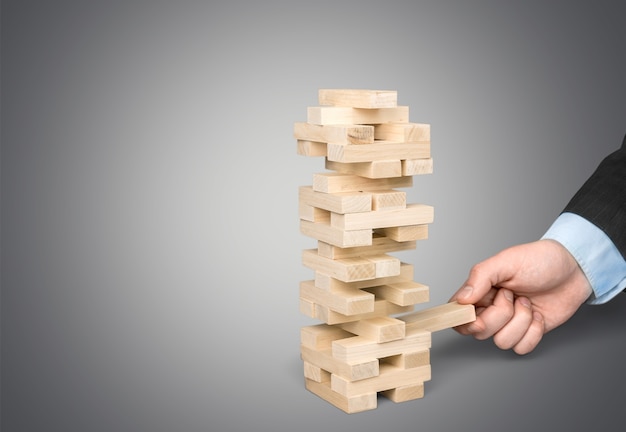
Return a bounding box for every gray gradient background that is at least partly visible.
[2,1,626,431]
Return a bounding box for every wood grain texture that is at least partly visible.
[375,122,430,142]
[305,379,377,413]
[300,279,375,316]
[316,236,416,260]
[313,172,412,194]
[325,159,402,179]
[299,185,372,214]
[339,316,406,343]
[318,89,398,108]
[399,302,476,332]
[331,363,431,397]
[314,263,414,291]
[332,327,431,363]
[300,219,372,248]
[327,141,430,163]
[331,203,434,230]
[307,106,408,125]
[294,122,374,144]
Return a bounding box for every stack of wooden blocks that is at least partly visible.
[296,89,475,413]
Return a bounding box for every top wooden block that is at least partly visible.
[319,89,398,109]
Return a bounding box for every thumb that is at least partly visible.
[452,250,516,304]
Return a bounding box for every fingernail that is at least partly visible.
[520,297,531,308]
[466,323,479,333]
[503,289,514,302]
[459,285,473,300]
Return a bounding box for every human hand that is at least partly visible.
[450,239,593,355]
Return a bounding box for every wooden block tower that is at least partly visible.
[296,89,475,413]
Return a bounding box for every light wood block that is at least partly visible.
[375,224,429,242]
[308,298,414,325]
[399,302,476,332]
[302,249,377,282]
[313,172,412,194]
[300,280,375,315]
[382,350,430,369]
[300,296,316,317]
[300,219,372,248]
[299,186,372,215]
[305,379,377,414]
[308,106,409,125]
[317,236,416,260]
[331,203,434,231]
[304,361,329,383]
[301,324,354,350]
[332,327,431,363]
[297,140,327,157]
[339,316,406,343]
[367,254,401,278]
[294,122,374,144]
[381,383,425,403]
[371,190,406,210]
[319,89,398,108]
[331,363,431,398]
[375,122,430,142]
[364,281,429,307]
[301,345,379,381]
[315,263,414,291]
[327,141,430,163]
[325,159,402,179]
[299,202,330,222]
[402,158,433,176]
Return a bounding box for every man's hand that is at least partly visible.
[451,239,593,355]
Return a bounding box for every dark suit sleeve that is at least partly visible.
[564,134,626,258]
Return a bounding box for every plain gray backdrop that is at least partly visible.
[2,1,626,431]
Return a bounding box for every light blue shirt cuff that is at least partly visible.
[541,212,626,304]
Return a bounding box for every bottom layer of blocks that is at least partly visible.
[301,323,432,413]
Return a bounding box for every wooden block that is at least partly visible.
[305,379,377,414]
[381,383,425,403]
[402,158,433,176]
[382,350,430,369]
[317,236,416,260]
[318,89,398,108]
[371,190,406,210]
[325,159,402,179]
[339,317,406,343]
[375,122,430,142]
[367,254,401,278]
[310,298,414,325]
[297,140,327,157]
[302,249,377,282]
[375,224,429,242]
[332,327,431,363]
[300,296,316,317]
[300,219,372,248]
[300,280,375,315]
[331,363,431,398]
[313,172,412,194]
[294,122,374,144]
[299,186,371,215]
[315,262,414,291]
[327,141,430,163]
[301,324,354,350]
[364,281,429,307]
[303,361,329,383]
[301,345,379,381]
[299,202,330,222]
[399,302,477,332]
[307,106,409,125]
[331,203,434,231]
